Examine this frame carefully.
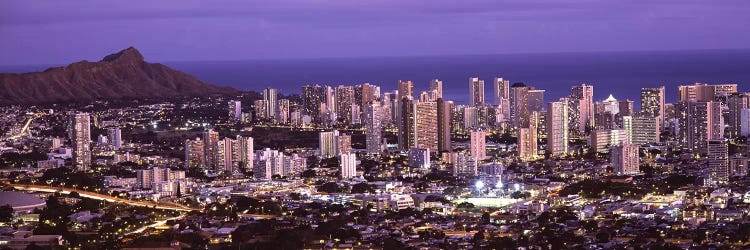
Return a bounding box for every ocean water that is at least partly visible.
[4,49,750,106]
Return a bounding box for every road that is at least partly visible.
[7,183,198,212]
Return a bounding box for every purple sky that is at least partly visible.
[2,0,749,65]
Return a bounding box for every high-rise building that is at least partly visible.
[408,148,430,168]
[727,93,749,138]
[742,108,750,137]
[336,133,352,155]
[470,130,486,162]
[302,85,327,123]
[571,84,594,133]
[640,86,665,128]
[678,83,737,102]
[398,97,415,150]
[276,99,290,124]
[469,77,485,106]
[518,111,539,161]
[676,101,722,153]
[547,100,569,156]
[590,129,629,153]
[610,143,640,175]
[237,136,254,172]
[365,101,383,154]
[358,83,379,107]
[185,137,205,168]
[203,129,219,168]
[70,113,91,170]
[618,99,634,116]
[228,100,242,122]
[340,152,357,179]
[319,130,340,157]
[494,77,510,105]
[631,113,660,145]
[216,137,236,173]
[462,106,478,130]
[263,88,278,122]
[429,79,443,100]
[253,100,269,121]
[397,80,414,100]
[510,83,543,129]
[707,140,729,185]
[335,85,355,125]
[254,148,284,180]
[108,127,122,150]
[413,101,439,153]
[437,99,453,152]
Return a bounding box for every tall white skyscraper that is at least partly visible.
[547,100,569,156]
[610,143,640,175]
[70,113,91,170]
[469,77,485,106]
[319,130,340,157]
[263,88,278,122]
[470,130,486,162]
[340,152,357,179]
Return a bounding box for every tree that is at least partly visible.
[317,182,342,193]
[350,183,376,194]
[0,205,13,223]
[456,202,475,209]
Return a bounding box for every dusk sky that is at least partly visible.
[2,0,749,65]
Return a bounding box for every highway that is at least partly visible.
[7,183,198,212]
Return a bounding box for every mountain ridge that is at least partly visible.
[0,47,238,104]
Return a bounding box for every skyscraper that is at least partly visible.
[493,77,510,105]
[676,101,722,153]
[610,143,640,175]
[203,129,219,169]
[470,130,487,162]
[631,113,660,145]
[277,99,290,124]
[678,83,737,102]
[413,101,439,153]
[398,97,415,150]
[618,99,634,116]
[429,79,443,99]
[727,93,749,138]
[518,111,539,161]
[547,100,569,156]
[707,139,729,185]
[408,148,430,168]
[108,127,122,150]
[302,84,327,123]
[336,133,352,155]
[336,85,355,125]
[185,137,205,168]
[365,101,383,154]
[319,130,340,157]
[340,152,357,179]
[640,86,665,128]
[469,77,485,106]
[571,84,594,133]
[397,80,414,100]
[437,99,453,152]
[237,136,254,173]
[70,113,91,170]
[228,100,242,122]
[263,88,278,122]
[509,83,539,128]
